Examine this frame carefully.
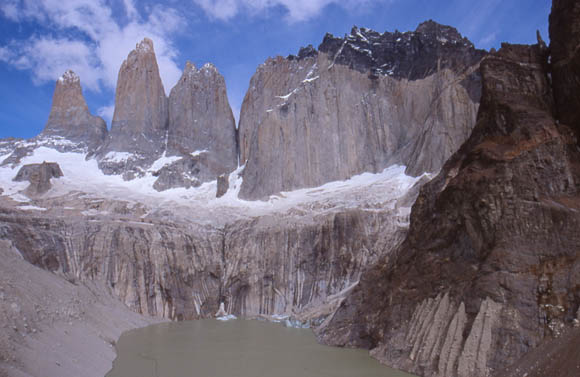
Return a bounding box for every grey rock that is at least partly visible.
[216,174,229,198]
[97,38,169,178]
[0,195,415,322]
[239,40,482,199]
[41,70,108,152]
[13,162,63,196]
[164,62,237,188]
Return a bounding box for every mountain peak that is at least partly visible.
[57,69,80,85]
[136,37,154,54]
[318,20,485,80]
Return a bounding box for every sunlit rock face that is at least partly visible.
[238,21,486,200]
[41,70,108,152]
[154,62,238,191]
[97,38,169,180]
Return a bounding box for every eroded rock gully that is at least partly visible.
[318,9,580,377]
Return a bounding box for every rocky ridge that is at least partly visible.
[318,3,580,376]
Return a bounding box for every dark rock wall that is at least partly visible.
[319,10,580,376]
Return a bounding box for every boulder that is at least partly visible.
[13,162,64,196]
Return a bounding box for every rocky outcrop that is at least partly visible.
[41,70,108,151]
[13,162,63,196]
[216,174,229,197]
[238,22,485,200]
[318,37,580,376]
[97,38,169,179]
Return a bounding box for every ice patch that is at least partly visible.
[0,145,427,227]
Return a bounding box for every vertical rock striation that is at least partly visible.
[97,38,169,179]
[238,22,486,200]
[41,70,108,151]
[319,34,580,377]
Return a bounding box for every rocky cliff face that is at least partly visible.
[0,189,415,322]
[97,38,169,179]
[318,8,580,377]
[550,0,580,138]
[238,22,485,200]
[151,62,238,191]
[166,62,237,174]
[41,70,108,151]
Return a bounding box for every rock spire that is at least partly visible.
[41,70,107,151]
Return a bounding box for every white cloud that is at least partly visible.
[192,0,383,22]
[97,104,115,125]
[0,0,184,94]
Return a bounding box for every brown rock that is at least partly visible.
[41,70,108,151]
[550,0,580,138]
[216,174,229,198]
[319,41,580,377]
[13,162,63,196]
[97,38,168,179]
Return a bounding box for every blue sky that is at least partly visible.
[0,0,551,139]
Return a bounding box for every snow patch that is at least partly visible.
[148,152,181,172]
[103,151,133,163]
[190,149,208,157]
[17,205,47,211]
[303,76,319,83]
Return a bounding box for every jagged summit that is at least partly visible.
[41,69,107,151]
[97,37,169,179]
[282,20,487,80]
[57,69,80,84]
[135,37,154,54]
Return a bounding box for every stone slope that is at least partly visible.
[0,240,157,377]
[238,21,485,200]
[318,17,580,377]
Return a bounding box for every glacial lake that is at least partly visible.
[106,319,416,377]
